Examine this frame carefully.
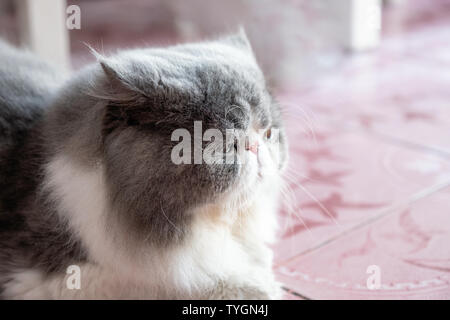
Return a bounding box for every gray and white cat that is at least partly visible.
[0,30,287,299]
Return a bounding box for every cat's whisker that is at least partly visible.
[225,104,245,121]
[284,168,317,183]
[280,186,299,223]
[282,172,306,188]
[278,101,319,137]
[278,101,318,121]
[279,186,297,233]
[279,183,315,239]
[280,108,317,130]
[280,187,296,216]
[284,176,340,226]
[279,103,319,146]
[159,199,184,235]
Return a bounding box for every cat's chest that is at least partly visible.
[45,155,277,293]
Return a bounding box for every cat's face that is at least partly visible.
[93,32,287,244]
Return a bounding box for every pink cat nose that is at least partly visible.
[245,141,259,154]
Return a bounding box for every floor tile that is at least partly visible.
[275,189,450,299]
[281,289,307,300]
[274,115,450,263]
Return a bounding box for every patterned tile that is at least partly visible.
[274,0,450,299]
[275,188,450,299]
[274,120,450,263]
[277,27,450,156]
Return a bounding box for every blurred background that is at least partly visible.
[1,0,450,299]
[1,0,411,85]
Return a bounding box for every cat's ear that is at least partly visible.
[221,27,252,51]
[90,57,146,106]
[85,45,142,99]
[97,59,148,136]
[100,60,122,86]
[99,59,142,96]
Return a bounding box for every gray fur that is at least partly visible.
[0,32,287,298]
[0,40,87,297]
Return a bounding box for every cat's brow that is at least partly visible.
[254,110,271,129]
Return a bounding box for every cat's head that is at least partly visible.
[88,30,288,244]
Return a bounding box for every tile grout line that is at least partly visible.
[320,116,450,161]
[281,286,312,300]
[367,130,450,161]
[276,179,450,266]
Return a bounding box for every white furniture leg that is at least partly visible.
[15,0,70,70]
[333,0,382,51]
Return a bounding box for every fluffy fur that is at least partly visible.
[0,31,287,299]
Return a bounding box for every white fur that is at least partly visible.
[5,154,281,299]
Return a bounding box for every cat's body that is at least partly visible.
[0,33,287,299]
[0,41,88,296]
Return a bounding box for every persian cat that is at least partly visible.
[0,30,287,299]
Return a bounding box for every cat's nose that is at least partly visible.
[245,140,259,154]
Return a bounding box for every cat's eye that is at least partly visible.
[264,128,272,140]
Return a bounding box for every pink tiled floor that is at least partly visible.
[276,190,450,299]
[274,0,450,299]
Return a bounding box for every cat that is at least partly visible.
[0,30,288,299]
